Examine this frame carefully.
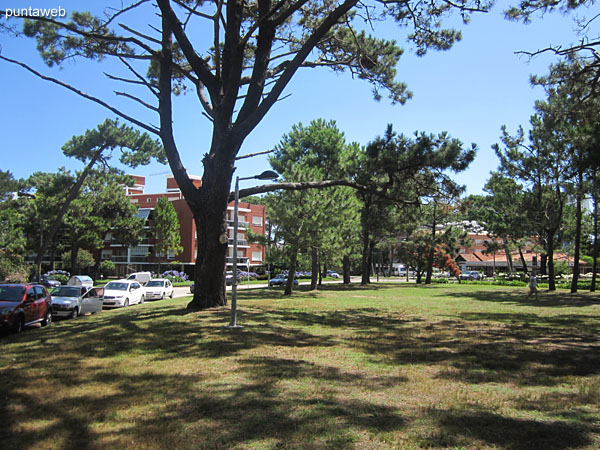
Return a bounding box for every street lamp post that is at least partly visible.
[227,170,278,328]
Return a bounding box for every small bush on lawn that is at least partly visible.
[44,269,70,285]
[161,270,189,282]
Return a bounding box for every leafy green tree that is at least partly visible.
[532,59,600,292]
[0,172,28,282]
[269,119,358,293]
[494,112,572,290]
[151,197,183,274]
[28,119,163,276]
[2,1,489,309]
[22,170,75,279]
[63,172,143,275]
[465,173,530,274]
[349,125,476,284]
[61,249,95,273]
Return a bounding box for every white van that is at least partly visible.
[126,272,152,285]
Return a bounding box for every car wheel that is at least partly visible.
[12,315,24,334]
[41,310,52,327]
[124,298,129,307]
[169,290,174,298]
[71,308,79,319]
[140,295,145,304]
[161,292,165,300]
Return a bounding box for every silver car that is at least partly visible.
[50,286,104,318]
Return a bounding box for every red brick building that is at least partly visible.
[101,175,266,277]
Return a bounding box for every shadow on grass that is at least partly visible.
[440,285,600,308]
[420,408,596,450]
[1,284,599,448]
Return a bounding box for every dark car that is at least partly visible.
[30,275,61,288]
[269,275,299,287]
[0,284,52,334]
[190,282,195,294]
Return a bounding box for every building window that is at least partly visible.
[101,250,112,260]
[252,216,263,226]
[252,251,262,262]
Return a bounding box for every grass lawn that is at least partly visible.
[1,283,599,449]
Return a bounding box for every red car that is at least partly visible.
[0,284,52,334]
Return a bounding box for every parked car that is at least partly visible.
[189,282,195,294]
[30,275,61,288]
[327,270,340,278]
[102,280,146,308]
[126,272,152,285]
[0,284,52,333]
[459,270,482,281]
[144,278,174,300]
[269,275,299,287]
[50,286,103,318]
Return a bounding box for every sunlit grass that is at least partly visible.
[1,283,599,449]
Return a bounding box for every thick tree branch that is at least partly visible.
[235,0,360,137]
[157,0,217,97]
[158,10,198,204]
[232,179,419,205]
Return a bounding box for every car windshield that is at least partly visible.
[145,280,164,287]
[105,282,128,291]
[50,287,80,297]
[0,286,25,302]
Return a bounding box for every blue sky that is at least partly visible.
[0,1,593,196]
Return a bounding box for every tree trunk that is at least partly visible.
[547,231,556,291]
[186,191,230,310]
[361,217,371,285]
[518,246,528,275]
[284,248,298,296]
[592,185,598,292]
[540,253,548,276]
[503,238,513,273]
[310,245,318,290]
[70,244,79,275]
[571,170,583,293]
[425,210,437,284]
[318,260,323,286]
[343,254,351,284]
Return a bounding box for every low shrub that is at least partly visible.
[161,270,189,282]
[45,269,70,285]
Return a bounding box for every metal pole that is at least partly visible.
[228,176,242,328]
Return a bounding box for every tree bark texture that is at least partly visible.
[310,246,318,290]
[284,248,298,296]
[547,232,556,291]
[343,255,351,284]
[592,186,598,292]
[571,170,583,293]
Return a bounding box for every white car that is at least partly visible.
[102,280,146,308]
[50,286,103,318]
[144,278,174,300]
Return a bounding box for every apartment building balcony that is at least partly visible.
[228,239,249,248]
[226,257,249,265]
[227,219,249,228]
[111,256,128,263]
